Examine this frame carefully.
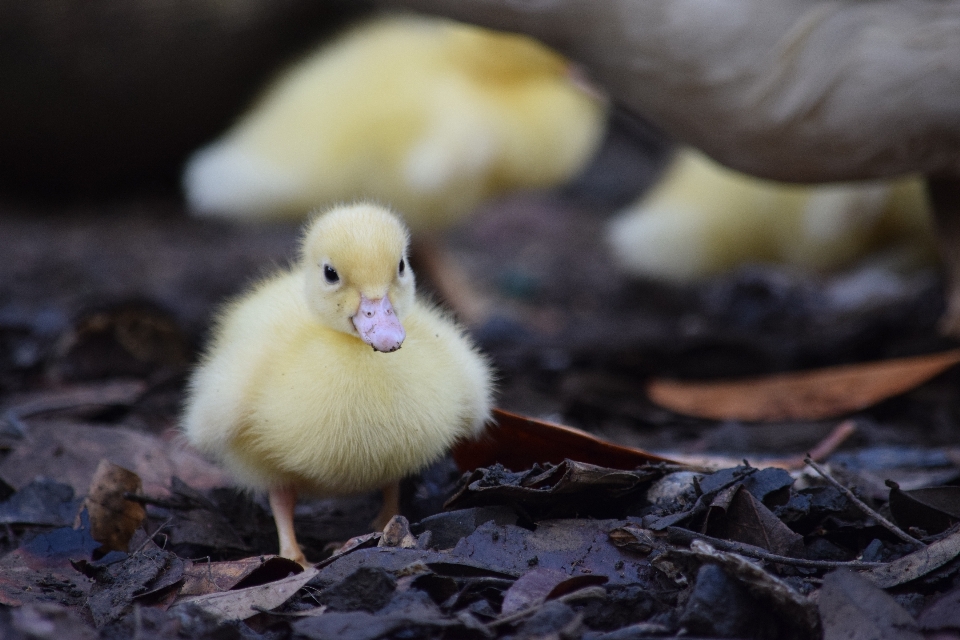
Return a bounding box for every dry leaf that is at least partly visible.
[859,529,960,589]
[180,556,304,597]
[173,566,318,621]
[647,349,960,421]
[85,460,146,553]
[819,570,922,640]
[452,408,679,472]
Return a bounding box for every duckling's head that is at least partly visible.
[301,203,415,352]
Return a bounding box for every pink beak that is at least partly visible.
[352,294,405,352]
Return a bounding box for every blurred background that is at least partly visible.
[0,0,956,461]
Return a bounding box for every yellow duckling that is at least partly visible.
[181,203,494,565]
[607,149,936,283]
[182,14,605,233]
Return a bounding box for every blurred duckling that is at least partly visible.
[607,149,937,283]
[181,203,493,565]
[183,14,606,321]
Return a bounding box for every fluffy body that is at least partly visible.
[183,15,605,232]
[181,204,493,498]
[607,149,936,282]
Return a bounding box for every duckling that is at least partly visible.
[183,15,604,229]
[181,203,494,565]
[183,14,605,323]
[607,149,936,283]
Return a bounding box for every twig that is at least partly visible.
[663,527,885,569]
[486,587,607,628]
[804,457,924,548]
[133,517,173,554]
[760,420,857,470]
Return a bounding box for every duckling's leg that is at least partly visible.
[268,486,308,567]
[372,481,400,532]
[410,234,491,326]
[928,176,960,336]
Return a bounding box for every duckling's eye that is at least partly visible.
[398,258,405,275]
[323,265,339,284]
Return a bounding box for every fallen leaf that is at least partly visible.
[647,349,960,421]
[918,587,960,631]
[500,567,607,616]
[819,570,922,640]
[449,519,668,587]
[291,591,470,640]
[0,420,228,496]
[180,556,304,597]
[859,529,960,588]
[452,408,680,472]
[79,546,184,628]
[0,512,98,608]
[173,566,319,621]
[446,459,666,519]
[85,460,146,553]
[0,478,82,527]
[687,540,820,639]
[888,481,960,535]
[704,485,805,557]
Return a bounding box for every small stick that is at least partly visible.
[804,457,924,548]
[133,517,173,554]
[664,527,885,569]
[756,420,858,470]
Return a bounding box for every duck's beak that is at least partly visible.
[353,294,405,352]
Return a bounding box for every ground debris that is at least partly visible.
[5,195,960,639]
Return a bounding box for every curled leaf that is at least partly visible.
[452,408,679,472]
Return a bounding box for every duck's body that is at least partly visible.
[183,14,605,233]
[607,149,936,282]
[378,0,960,183]
[182,204,493,564]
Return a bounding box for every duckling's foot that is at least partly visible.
[371,481,401,532]
[269,486,309,567]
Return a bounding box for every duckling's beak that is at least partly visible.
[353,294,405,352]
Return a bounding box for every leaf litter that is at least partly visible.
[5,199,960,638]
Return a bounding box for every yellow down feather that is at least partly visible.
[183,15,605,232]
[607,149,936,283]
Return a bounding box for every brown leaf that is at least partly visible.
[452,408,680,472]
[704,486,805,557]
[180,556,304,597]
[173,566,319,621]
[85,460,146,553]
[647,349,960,421]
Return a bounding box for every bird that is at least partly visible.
[606,148,936,283]
[375,0,960,330]
[180,203,494,565]
[183,14,606,323]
